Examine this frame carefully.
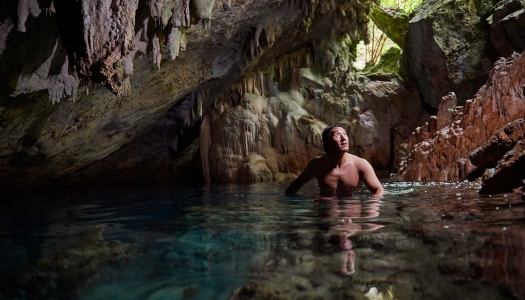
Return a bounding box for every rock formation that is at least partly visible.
[397,51,525,182]
[197,51,426,183]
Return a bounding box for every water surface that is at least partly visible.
[1,181,524,300]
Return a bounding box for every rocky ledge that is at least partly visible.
[470,118,525,195]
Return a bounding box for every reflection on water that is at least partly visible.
[0,181,524,299]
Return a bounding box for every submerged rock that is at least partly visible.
[0,225,135,300]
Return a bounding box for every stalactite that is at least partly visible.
[17,0,41,32]
[191,0,216,26]
[171,0,190,27]
[125,29,148,77]
[152,34,162,70]
[222,0,231,11]
[0,17,14,58]
[167,27,182,60]
[48,58,80,104]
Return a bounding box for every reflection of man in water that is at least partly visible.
[314,198,383,276]
[323,198,384,275]
[285,126,384,198]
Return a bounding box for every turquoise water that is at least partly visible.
[0,181,524,300]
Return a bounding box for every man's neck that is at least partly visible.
[325,151,348,167]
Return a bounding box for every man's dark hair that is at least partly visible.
[322,125,344,153]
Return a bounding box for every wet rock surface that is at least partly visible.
[198,49,427,183]
[0,0,431,188]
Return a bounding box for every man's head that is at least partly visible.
[322,125,349,153]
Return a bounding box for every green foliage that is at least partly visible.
[364,47,401,75]
[380,0,422,13]
[359,0,421,69]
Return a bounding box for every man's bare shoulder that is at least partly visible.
[345,154,371,169]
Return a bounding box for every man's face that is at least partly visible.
[327,127,349,152]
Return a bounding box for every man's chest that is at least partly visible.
[316,165,360,186]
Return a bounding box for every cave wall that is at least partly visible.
[4,0,427,190]
[4,0,521,189]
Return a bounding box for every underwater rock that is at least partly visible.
[400,0,498,109]
[0,225,135,300]
[398,51,525,182]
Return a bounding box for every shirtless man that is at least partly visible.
[284,125,384,198]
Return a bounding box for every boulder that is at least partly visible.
[490,0,525,57]
[364,47,401,75]
[400,0,498,109]
[469,118,525,195]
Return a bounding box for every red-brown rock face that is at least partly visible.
[397,52,525,182]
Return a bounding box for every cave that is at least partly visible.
[1,0,525,299]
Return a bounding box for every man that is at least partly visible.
[284,125,384,198]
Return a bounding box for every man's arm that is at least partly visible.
[358,158,384,198]
[284,159,318,194]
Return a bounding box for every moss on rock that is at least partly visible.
[369,3,409,47]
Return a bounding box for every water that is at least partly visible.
[0,181,524,300]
